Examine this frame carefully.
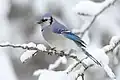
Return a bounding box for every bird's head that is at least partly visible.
[37,13,53,28]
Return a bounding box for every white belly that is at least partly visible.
[42,27,79,50]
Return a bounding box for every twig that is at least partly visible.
[0,42,88,66]
[48,56,67,70]
[75,64,94,80]
[102,36,120,54]
[80,0,117,37]
[67,57,88,74]
[81,48,102,66]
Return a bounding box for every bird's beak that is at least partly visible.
[36,19,44,31]
[37,20,42,24]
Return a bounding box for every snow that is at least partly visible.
[86,47,109,65]
[72,1,102,16]
[103,64,116,80]
[20,50,37,63]
[109,36,120,45]
[19,43,47,63]
[48,56,67,70]
[102,36,120,53]
[65,61,78,73]
[26,42,36,47]
[37,44,47,51]
[33,69,75,80]
[72,0,115,16]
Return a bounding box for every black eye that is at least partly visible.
[41,19,47,22]
[44,19,48,21]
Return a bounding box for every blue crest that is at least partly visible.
[42,13,52,18]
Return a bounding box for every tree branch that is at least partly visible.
[73,0,117,37]
[66,57,88,74]
[75,64,94,80]
[0,42,88,66]
[102,36,120,54]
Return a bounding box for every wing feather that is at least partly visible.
[62,31,86,48]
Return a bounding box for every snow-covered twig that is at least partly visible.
[75,64,94,80]
[33,64,93,80]
[73,0,117,16]
[48,56,67,70]
[33,69,75,80]
[103,64,116,80]
[1,36,119,80]
[0,42,40,51]
[0,41,99,79]
[66,57,88,74]
[102,36,120,54]
[0,35,118,80]
[99,36,120,80]
[81,48,102,66]
[0,42,87,65]
[72,0,117,37]
[80,16,96,37]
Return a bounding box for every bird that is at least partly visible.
[37,13,101,66]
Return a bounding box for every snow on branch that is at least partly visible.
[0,42,86,64]
[66,36,119,80]
[65,57,89,74]
[0,36,119,80]
[102,36,120,53]
[48,56,67,70]
[32,63,93,80]
[72,0,117,16]
[103,64,116,80]
[72,0,117,37]
[33,69,75,80]
[75,64,94,80]
[0,41,98,80]
[99,36,120,80]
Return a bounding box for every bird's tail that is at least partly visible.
[81,48,102,66]
[74,41,102,66]
[74,40,86,48]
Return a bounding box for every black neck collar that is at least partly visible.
[50,16,53,25]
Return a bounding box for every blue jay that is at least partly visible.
[37,13,101,66]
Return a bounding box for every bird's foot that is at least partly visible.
[68,49,77,55]
[48,47,57,55]
[50,47,56,50]
[59,50,65,57]
[59,49,77,56]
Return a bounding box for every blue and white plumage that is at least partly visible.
[37,13,101,66]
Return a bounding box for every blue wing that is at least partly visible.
[51,21,86,47]
[62,31,102,66]
[62,31,86,48]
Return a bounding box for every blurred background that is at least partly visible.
[1,0,120,80]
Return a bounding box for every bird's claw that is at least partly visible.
[50,47,56,50]
[59,50,65,57]
[48,52,53,55]
[68,49,77,55]
[48,47,56,55]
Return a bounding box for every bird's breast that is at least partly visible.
[42,27,67,50]
[42,26,79,51]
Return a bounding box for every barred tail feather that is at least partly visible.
[81,48,102,66]
[74,41,86,48]
[75,41,102,66]
[79,39,87,45]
